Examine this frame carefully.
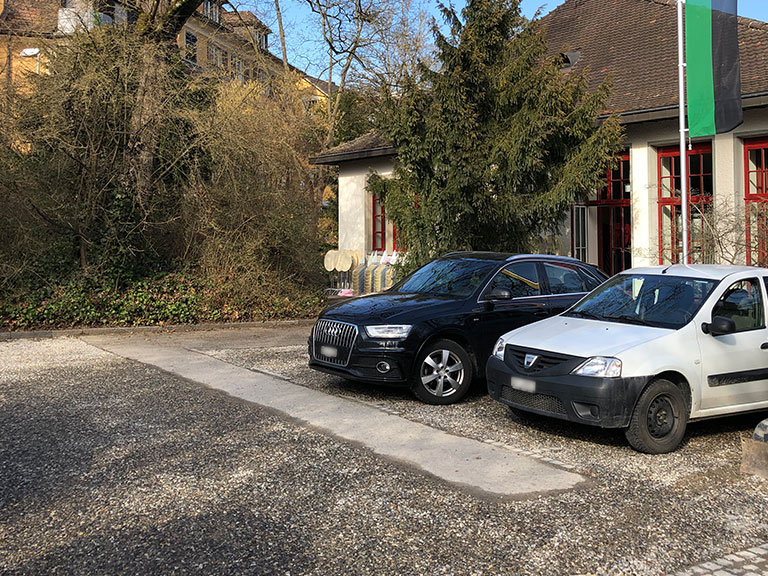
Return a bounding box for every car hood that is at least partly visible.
[321,292,462,323]
[502,315,671,358]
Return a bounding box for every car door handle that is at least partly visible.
[761,342,768,350]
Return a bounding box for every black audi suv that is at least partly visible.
[308,252,607,404]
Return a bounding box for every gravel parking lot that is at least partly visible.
[2,330,768,575]
[212,343,768,572]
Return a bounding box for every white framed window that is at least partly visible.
[184,31,198,65]
[230,54,245,82]
[573,205,588,263]
[207,43,225,68]
[302,97,319,111]
[203,0,220,23]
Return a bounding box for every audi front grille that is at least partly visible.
[312,320,358,366]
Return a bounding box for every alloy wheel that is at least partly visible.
[420,349,464,398]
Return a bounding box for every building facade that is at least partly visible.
[311,0,768,282]
[0,0,57,88]
[1,0,327,104]
[547,0,768,273]
[1,1,132,88]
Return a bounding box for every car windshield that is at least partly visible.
[391,257,499,298]
[565,273,718,329]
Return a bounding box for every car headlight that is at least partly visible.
[572,357,622,378]
[493,337,506,360]
[364,325,412,339]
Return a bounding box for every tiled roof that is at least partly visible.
[309,130,395,165]
[304,73,339,95]
[221,10,271,34]
[302,0,768,165]
[0,0,58,35]
[541,0,768,114]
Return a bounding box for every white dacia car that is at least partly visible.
[487,264,768,453]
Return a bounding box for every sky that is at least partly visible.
[242,0,768,82]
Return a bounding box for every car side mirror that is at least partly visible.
[490,288,512,300]
[702,315,736,337]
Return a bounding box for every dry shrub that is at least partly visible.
[188,79,327,312]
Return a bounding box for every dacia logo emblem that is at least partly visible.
[523,354,539,369]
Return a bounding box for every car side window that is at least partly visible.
[542,262,590,295]
[577,267,603,291]
[486,262,540,298]
[712,278,765,332]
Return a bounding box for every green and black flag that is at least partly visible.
[685,0,742,137]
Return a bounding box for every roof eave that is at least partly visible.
[309,146,397,165]
[601,92,768,124]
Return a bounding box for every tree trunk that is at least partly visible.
[149,0,204,40]
[126,42,164,210]
[122,1,203,204]
[326,42,334,148]
[273,0,289,72]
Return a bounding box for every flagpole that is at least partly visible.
[678,0,689,264]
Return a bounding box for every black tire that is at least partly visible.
[411,339,473,405]
[625,379,688,454]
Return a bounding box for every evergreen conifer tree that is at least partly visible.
[371,0,624,271]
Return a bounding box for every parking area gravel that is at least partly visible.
[2,326,768,575]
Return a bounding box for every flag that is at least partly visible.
[685,0,742,137]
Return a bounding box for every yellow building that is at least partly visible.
[1,0,328,105]
[180,1,329,105]
[0,0,56,90]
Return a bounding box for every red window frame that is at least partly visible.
[372,194,386,251]
[580,151,632,275]
[657,143,713,264]
[393,225,402,252]
[596,151,631,204]
[744,137,768,266]
[372,194,402,252]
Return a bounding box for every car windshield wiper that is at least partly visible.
[602,314,654,327]
[567,310,604,321]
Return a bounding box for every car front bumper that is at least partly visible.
[308,339,415,386]
[486,355,651,429]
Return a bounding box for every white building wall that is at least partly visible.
[623,110,768,267]
[627,140,653,266]
[335,109,768,269]
[337,157,394,260]
[713,130,741,262]
[587,207,599,264]
[623,119,679,266]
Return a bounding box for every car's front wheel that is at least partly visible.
[625,379,688,454]
[412,339,473,405]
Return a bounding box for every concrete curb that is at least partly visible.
[82,335,588,499]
